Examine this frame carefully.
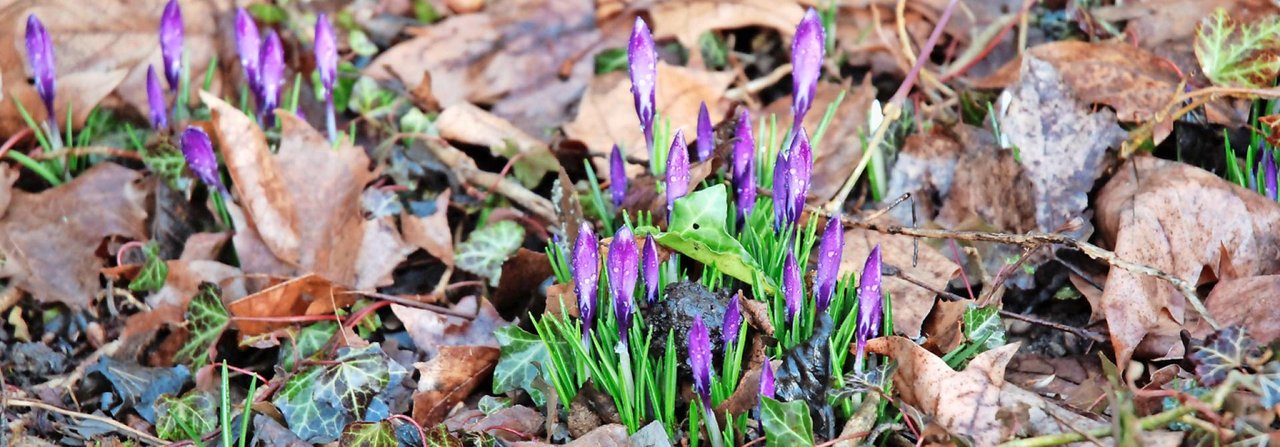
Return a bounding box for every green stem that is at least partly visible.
[5,151,62,185]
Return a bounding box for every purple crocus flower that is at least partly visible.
[772,141,792,229]
[315,13,339,143]
[854,244,883,372]
[146,65,167,130]
[722,294,741,346]
[609,227,639,344]
[696,101,713,161]
[1265,150,1278,201]
[235,8,260,89]
[25,15,57,123]
[610,144,627,207]
[688,315,713,408]
[573,222,600,344]
[790,8,824,130]
[733,110,756,222]
[759,357,775,399]
[181,127,224,193]
[666,130,690,214]
[628,17,658,153]
[258,30,285,128]
[159,0,185,91]
[813,215,843,312]
[642,234,659,303]
[783,248,802,324]
[773,129,812,229]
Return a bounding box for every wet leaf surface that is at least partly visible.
[274,343,409,443]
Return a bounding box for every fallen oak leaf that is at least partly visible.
[413,345,501,427]
[226,274,355,336]
[393,296,509,360]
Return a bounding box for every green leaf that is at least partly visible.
[129,242,167,292]
[760,397,814,447]
[455,220,526,286]
[478,395,512,415]
[595,48,628,74]
[279,321,339,371]
[962,304,1006,351]
[274,344,409,443]
[493,325,550,406]
[175,283,230,368]
[154,390,218,441]
[656,185,762,285]
[1195,8,1280,88]
[339,421,397,447]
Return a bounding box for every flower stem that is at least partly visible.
[325,95,338,145]
[4,151,61,186]
[702,403,725,447]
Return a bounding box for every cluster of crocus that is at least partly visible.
[628,17,658,154]
[773,129,813,230]
[180,126,225,194]
[666,130,690,214]
[23,15,64,149]
[573,223,600,345]
[853,244,883,372]
[314,14,339,142]
[608,227,639,344]
[234,8,286,128]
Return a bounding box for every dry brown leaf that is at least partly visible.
[919,299,967,356]
[0,165,19,216]
[1021,41,1180,123]
[493,248,553,318]
[365,0,600,137]
[402,189,454,265]
[565,63,733,161]
[226,274,355,336]
[1095,156,1280,366]
[512,423,630,447]
[1000,53,1126,237]
[435,103,559,185]
[412,345,501,426]
[649,0,804,50]
[0,0,221,135]
[935,124,1036,233]
[1197,275,1280,344]
[1003,354,1108,413]
[0,163,148,309]
[147,260,243,309]
[392,296,509,360]
[841,228,957,338]
[761,80,877,203]
[884,129,962,225]
[445,405,546,442]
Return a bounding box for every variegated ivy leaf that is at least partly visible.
[1188,326,1267,387]
[174,283,229,368]
[455,220,525,286]
[1195,9,1280,88]
[279,321,339,371]
[962,304,1005,351]
[129,241,168,292]
[274,343,409,443]
[154,390,218,441]
[493,325,550,406]
[760,397,813,447]
[339,421,397,447]
[1259,362,1280,410]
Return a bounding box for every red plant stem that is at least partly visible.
[947,240,976,301]
[0,128,32,161]
[220,362,268,386]
[115,240,148,267]
[889,0,960,105]
[389,414,429,447]
[487,425,535,440]
[342,299,393,332]
[476,151,529,202]
[939,0,1035,82]
[231,314,342,323]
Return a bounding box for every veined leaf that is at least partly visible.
[455,220,526,286]
[760,397,814,447]
[1188,325,1266,387]
[154,390,218,441]
[339,421,397,447]
[1195,8,1280,88]
[962,304,1005,352]
[175,283,230,368]
[493,325,550,406]
[279,321,339,371]
[656,184,762,285]
[274,344,409,443]
[129,241,168,292]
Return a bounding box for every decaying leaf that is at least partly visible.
[1022,41,1182,122]
[402,189,455,266]
[1200,275,1280,343]
[393,296,509,360]
[1195,9,1280,89]
[226,274,355,336]
[413,346,501,426]
[435,103,559,187]
[649,0,805,50]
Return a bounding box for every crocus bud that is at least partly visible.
[258,30,285,128]
[609,227,639,344]
[235,8,260,88]
[790,129,813,225]
[696,101,713,161]
[146,65,167,130]
[610,144,627,207]
[181,127,223,193]
[732,110,756,222]
[759,357,775,399]
[24,15,56,121]
[573,222,600,344]
[722,294,741,346]
[688,315,713,408]
[772,139,792,230]
[314,13,337,96]
[642,234,659,303]
[813,215,843,312]
[1265,150,1278,201]
[783,248,802,324]
[628,17,657,153]
[854,244,883,372]
[159,0,185,91]
[666,130,690,214]
[790,8,824,130]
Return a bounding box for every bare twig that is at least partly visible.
[4,398,166,445]
[34,146,143,161]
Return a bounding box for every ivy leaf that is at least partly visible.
[274,344,409,443]
[493,325,550,406]
[455,220,526,286]
[279,321,339,371]
[1188,326,1265,387]
[656,184,761,285]
[1195,8,1280,88]
[962,304,1005,351]
[1259,362,1280,410]
[154,390,218,441]
[339,421,398,447]
[174,283,229,369]
[129,241,168,292]
[760,397,813,447]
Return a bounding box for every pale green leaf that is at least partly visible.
[155,390,218,441]
[493,325,550,406]
[1195,8,1280,88]
[339,421,397,447]
[656,184,761,284]
[175,283,230,368]
[760,397,814,447]
[455,220,525,286]
[962,304,1005,351]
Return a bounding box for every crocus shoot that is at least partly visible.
[782,247,802,325]
[146,65,168,130]
[610,144,627,207]
[666,130,690,215]
[628,17,657,155]
[609,227,639,344]
[180,127,222,193]
[234,8,260,89]
[159,0,184,92]
[688,316,724,447]
[315,13,339,143]
[1265,149,1278,201]
[642,234,659,304]
[813,215,843,312]
[854,244,883,372]
[696,101,713,161]
[573,222,600,346]
[258,31,285,128]
[790,8,824,132]
[732,110,755,223]
[24,14,63,150]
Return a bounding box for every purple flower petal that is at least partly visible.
[688,315,713,407]
[314,13,338,96]
[759,357,775,399]
[181,127,223,192]
[783,248,802,324]
[642,234,659,303]
[722,294,741,346]
[609,227,639,343]
[772,140,791,230]
[235,8,261,89]
[733,110,756,222]
[159,0,185,91]
[146,65,167,130]
[666,130,690,214]
[1265,149,1278,201]
[573,223,600,343]
[24,15,56,119]
[790,129,813,225]
[628,17,658,153]
[813,215,843,312]
[696,101,713,161]
[790,8,824,130]
[257,30,285,128]
[610,144,627,207]
[855,244,883,371]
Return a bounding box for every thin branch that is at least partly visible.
[3,398,166,445]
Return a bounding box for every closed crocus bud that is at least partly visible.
[25,15,56,121]
[759,356,775,399]
[610,145,627,207]
[790,8,824,130]
[314,14,337,96]
[609,226,639,344]
[573,222,600,344]
[732,110,756,222]
[235,8,260,88]
[696,101,713,161]
[666,130,690,214]
[688,316,713,408]
[783,248,802,324]
[642,234,659,303]
[722,294,741,346]
[258,30,285,128]
[854,244,883,372]
[772,140,791,230]
[181,127,224,193]
[159,0,184,91]
[628,17,657,153]
[813,215,843,312]
[1265,150,1278,201]
[146,66,167,130]
[789,129,813,225]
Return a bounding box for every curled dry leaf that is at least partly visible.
[225,274,355,336]
[884,129,961,225]
[413,345,501,426]
[402,189,455,266]
[649,0,805,50]
[392,296,509,360]
[435,103,559,186]
[1095,156,1280,367]
[511,423,630,447]
[840,228,958,338]
[1020,41,1181,123]
[0,163,148,309]
[0,0,219,134]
